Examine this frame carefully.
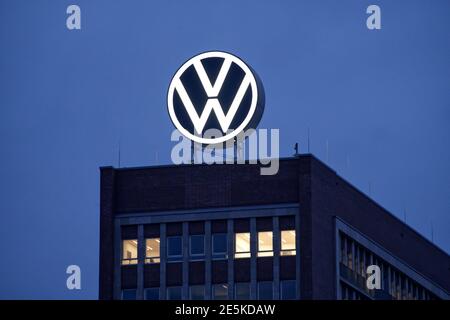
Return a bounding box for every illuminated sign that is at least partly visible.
[167,51,265,144]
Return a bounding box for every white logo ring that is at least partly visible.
[167,51,259,144]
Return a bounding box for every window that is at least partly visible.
[382,262,389,291]
[167,236,182,262]
[341,284,347,300]
[145,288,159,300]
[281,230,296,256]
[406,278,412,300]
[190,235,205,260]
[258,231,273,257]
[359,247,365,275]
[258,281,273,300]
[390,269,396,297]
[341,235,347,266]
[212,233,227,259]
[234,282,250,300]
[122,240,138,265]
[145,238,160,263]
[167,286,182,300]
[354,244,360,274]
[235,233,250,258]
[401,275,406,300]
[122,289,137,300]
[418,287,424,300]
[212,284,228,300]
[396,273,401,299]
[347,239,353,270]
[189,285,205,300]
[280,280,296,300]
[341,282,366,300]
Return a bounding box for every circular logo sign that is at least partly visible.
[167,51,265,144]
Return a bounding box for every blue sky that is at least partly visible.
[0,0,449,299]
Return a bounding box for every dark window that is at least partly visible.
[354,244,360,274]
[280,280,296,300]
[212,220,227,233]
[340,234,346,265]
[121,225,138,239]
[258,281,273,300]
[190,235,205,259]
[189,285,205,300]
[145,288,159,300]
[212,233,227,259]
[144,224,159,238]
[347,238,353,270]
[167,286,182,300]
[122,289,137,300]
[234,282,250,299]
[279,216,295,230]
[167,236,182,262]
[189,221,204,234]
[341,283,347,300]
[359,247,365,275]
[166,223,182,236]
[212,284,228,300]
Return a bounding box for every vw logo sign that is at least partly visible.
[167,51,265,144]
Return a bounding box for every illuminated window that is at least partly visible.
[281,230,296,256]
[212,233,227,259]
[258,231,273,257]
[190,235,205,260]
[145,238,160,263]
[212,284,228,300]
[167,236,182,262]
[235,233,250,258]
[122,240,138,265]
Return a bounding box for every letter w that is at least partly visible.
[175,58,250,134]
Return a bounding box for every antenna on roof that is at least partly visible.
[294,142,299,157]
[403,207,407,223]
[326,139,329,162]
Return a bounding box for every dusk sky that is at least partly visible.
[1,0,449,299]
